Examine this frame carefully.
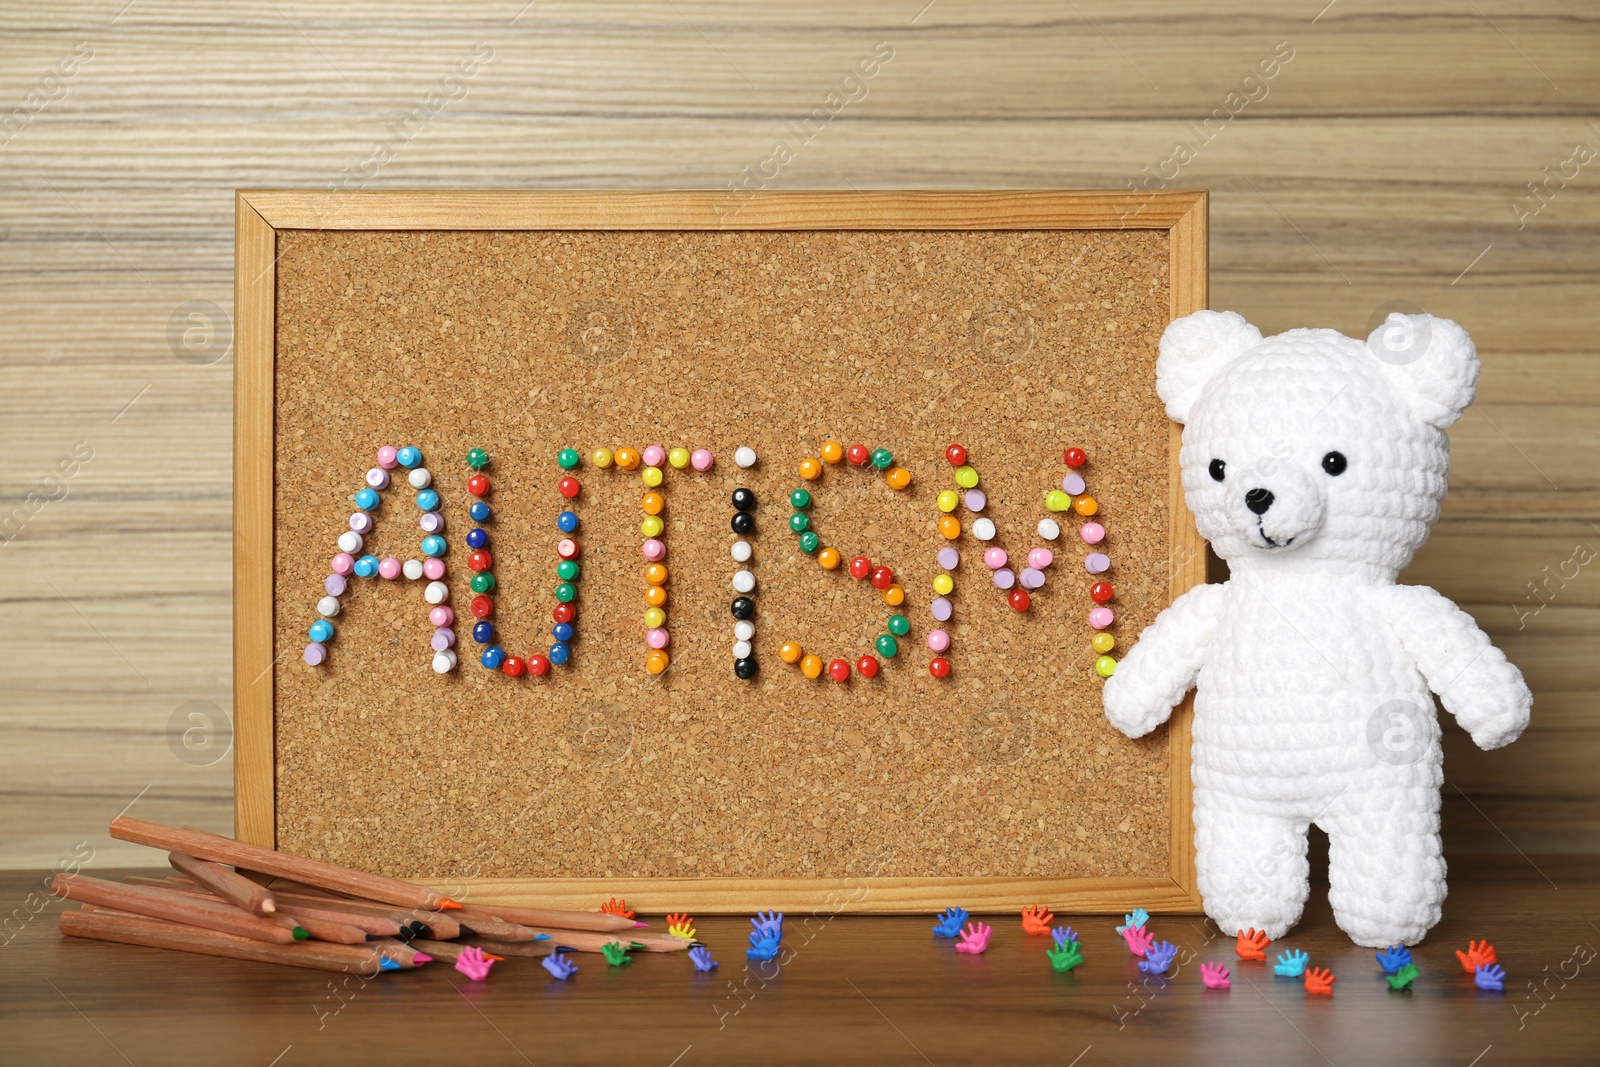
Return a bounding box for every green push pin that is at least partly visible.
[557,560,580,581]
[887,615,910,636]
[470,572,495,594]
[870,447,893,471]
[1047,940,1084,972]
[798,531,820,554]
[789,488,811,509]
[558,447,581,470]
[789,513,810,534]
[875,633,898,658]
[466,448,490,469]
[555,582,577,603]
[601,942,632,967]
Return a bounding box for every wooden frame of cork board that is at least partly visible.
[234,189,1208,914]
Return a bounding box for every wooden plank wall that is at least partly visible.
[1,1,1594,867]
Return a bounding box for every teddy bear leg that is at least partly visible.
[1322,789,1445,948]
[1194,796,1309,942]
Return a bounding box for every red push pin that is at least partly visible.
[855,656,879,678]
[828,658,851,682]
[945,443,967,466]
[849,556,872,580]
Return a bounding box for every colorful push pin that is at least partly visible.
[1475,963,1506,992]
[855,655,879,678]
[1274,949,1310,977]
[1235,928,1271,961]
[751,910,783,941]
[846,443,870,466]
[734,446,757,469]
[558,447,581,470]
[1200,962,1232,990]
[666,913,696,940]
[945,443,967,466]
[691,449,714,471]
[542,951,578,980]
[1303,966,1335,995]
[1020,904,1054,936]
[466,447,490,469]
[1117,908,1149,934]
[601,941,632,967]
[747,932,780,961]
[1047,939,1084,972]
[1140,940,1178,975]
[1051,926,1078,948]
[933,907,968,938]
[1375,945,1412,974]
[1122,926,1155,958]
[600,897,636,920]
[1455,940,1497,972]
[1386,962,1420,991]
[828,658,851,681]
[1064,447,1086,468]
[689,946,718,972]
[955,922,992,955]
[454,945,495,981]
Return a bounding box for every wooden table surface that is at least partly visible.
[4,857,1595,1066]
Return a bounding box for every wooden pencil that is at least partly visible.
[453,913,546,942]
[61,910,388,974]
[523,927,691,954]
[120,879,403,938]
[456,902,641,934]
[53,875,300,944]
[464,937,554,959]
[372,939,432,966]
[169,852,276,915]
[263,889,461,940]
[406,938,506,963]
[75,906,421,971]
[108,817,460,911]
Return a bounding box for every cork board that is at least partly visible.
[235,191,1209,913]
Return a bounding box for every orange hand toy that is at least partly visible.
[1235,928,1271,961]
[599,897,636,920]
[1303,966,1336,995]
[1456,940,1497,972]
[1020,904,1055,936]
[666,913,696,940]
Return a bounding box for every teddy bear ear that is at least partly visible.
[1156,310,1263,423]
[1365,313,1479,428]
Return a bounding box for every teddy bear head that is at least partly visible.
[1156,310,1478,575]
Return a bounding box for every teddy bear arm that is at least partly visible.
[1102,582,1226,738]
[1378,585,1532,751]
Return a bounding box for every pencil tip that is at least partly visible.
[439,898,463,910]
[633,921,650,928]
[533,933,551,941]
[412,953,433,964]
[366,934,378,941]
[292,927,309,940]
[379,957,401,971]
[261,902,275,914]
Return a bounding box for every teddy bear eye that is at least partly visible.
[1208,459,1226,482]
[1322,451,1348,476]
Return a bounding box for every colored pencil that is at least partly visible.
[61,910,389,975]
[120,879,403,938]
[406,938,506,963]
[53,875,300,944]
[453,913,546,942]
[169,852,276,915]
[262,888,461,940]
[372,939,432,966]
[522,927,690,954]
[463,937,554,959]
[108,817,460,911]
[76,905,420,969]
[455,902,641,934]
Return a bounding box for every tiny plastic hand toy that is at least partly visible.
[1021,904,1055,935]
[542,952,578,980]
[454,945,495,981]
[666,913,696,940]
[955,922,992,955]
[1375,945,1413,974]
[600,897,636,920]
[1475,963,1506,992]
[1139,940,1178,975]
[1456,940,1497,973]
[1117,908,1149,934]
[689,946,719,972]
[1051,925,1078,948]
[1200,961,1231,989]
[1047,939,1084,972]
[601,941,632,967]
[1235,928,1271,961]
[1386,963,1419,991]
[1303,966,1336,995]
[933,907,969,938]
[1121,925,1155,958]
[1273,949,1310,977]
[751,910,784,941]
[747,932,781,961]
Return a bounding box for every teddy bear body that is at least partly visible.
[1105,313,1531,947]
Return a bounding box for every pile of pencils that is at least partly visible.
[55,816,691,975]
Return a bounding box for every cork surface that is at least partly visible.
[273,227,1173,882]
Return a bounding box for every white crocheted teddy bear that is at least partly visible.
[1103,309,1532,947]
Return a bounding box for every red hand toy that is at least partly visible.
[1235,928,1271,960]
[1456,940,1497,972]
[1020,904,1055,936]
[1303,966,1336,995]
[599,896,636,919]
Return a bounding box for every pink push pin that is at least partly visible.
[454,945,496,981]
[646,627,670,649]
[378,557,402,580]
[332,553,355,576]
[377,445,399,470]
[349,512,373,534]
[1081,522,1105,545]
[955,922,992,955]
[1200,962,1231,989]
[557,538,579,560]
[303,642,327,666]
[429,605,454,627]
[1027,547,1053,569]
[642,538,666,561]
[983,547,1007,570]
[423,557,446,581]
[691,448,714,471]
[927,629,951,653]
[641,445,666,468]
[1089,607,1114,630]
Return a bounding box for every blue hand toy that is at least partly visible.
[1273,949,1310,977]
[542,952,577,980]
[1051,925,1079,948]
[1138,939,1178,975]
[1375,945,1412,974]
[1116,908,1149,934]
[747,933,781,961]
[689,946,719,972]
[933,906,969,938]
[1475,963,1506,992]
[751,910,784,941]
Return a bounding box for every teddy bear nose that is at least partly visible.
[1245,488,1275,515]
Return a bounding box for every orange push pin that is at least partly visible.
[1235,928,1271,961]
[1021,904,1055,936]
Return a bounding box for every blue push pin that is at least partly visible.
[470,501,491,522]
[421,535,447,557]
[353,555,379,578]
[1139,940,1178,975]
[1375,945,1412,974]
[549,642,570,666]
[355,487,381,511]
[472,621,495,645]
[308,619,334,643]
[416,489,440,512]
[466,528,489,549]
[933,907,969,938]
[480,646,505,670]
[542,952,578,980]
[1274,949,1309,977]
[552,622,574,642]
[557,510,580,533]
[396,446,422,469]
[689,946,718,972]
